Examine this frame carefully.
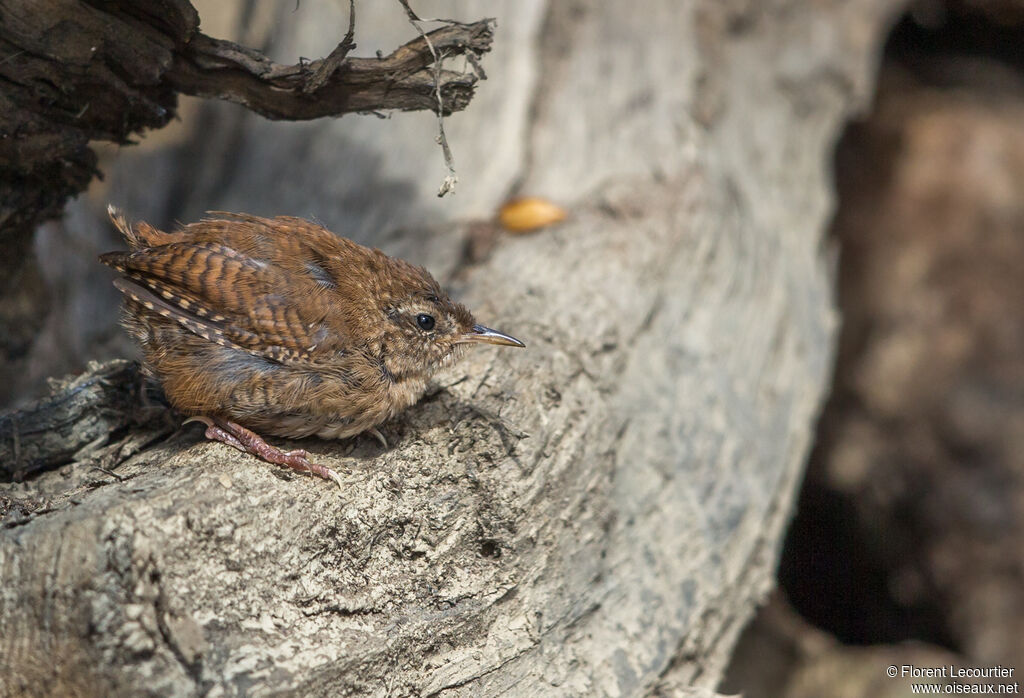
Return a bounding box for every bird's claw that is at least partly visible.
[188,416,343,489]
[367,428,389,449]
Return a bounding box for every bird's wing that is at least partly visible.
[100,242,335,362]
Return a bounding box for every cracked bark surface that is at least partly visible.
[0,1,899,695]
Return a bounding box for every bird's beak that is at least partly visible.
[458,324,525,348]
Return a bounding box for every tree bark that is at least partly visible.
[0,1,899,696]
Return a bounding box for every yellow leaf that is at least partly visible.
[498,197,568,233]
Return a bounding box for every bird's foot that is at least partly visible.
[185,416,343,489]
[367,427,389,449]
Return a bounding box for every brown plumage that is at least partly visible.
[100,206,523,486]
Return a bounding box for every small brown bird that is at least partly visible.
[100,207,524,486]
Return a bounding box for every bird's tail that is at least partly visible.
[107,205,140,246]
[106,205,178,248]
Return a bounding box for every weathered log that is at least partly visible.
[0,360,172,483]
[0,1,899,696]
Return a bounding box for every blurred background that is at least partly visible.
[722,1,1024,695]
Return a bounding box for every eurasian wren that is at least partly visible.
[100,207,524,486]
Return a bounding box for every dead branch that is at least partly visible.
[166,19,494,120]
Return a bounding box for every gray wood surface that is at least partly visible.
[0,1,898,695]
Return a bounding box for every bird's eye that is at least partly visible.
[416,313,436,331]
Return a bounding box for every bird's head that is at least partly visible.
[375,261,524,380]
